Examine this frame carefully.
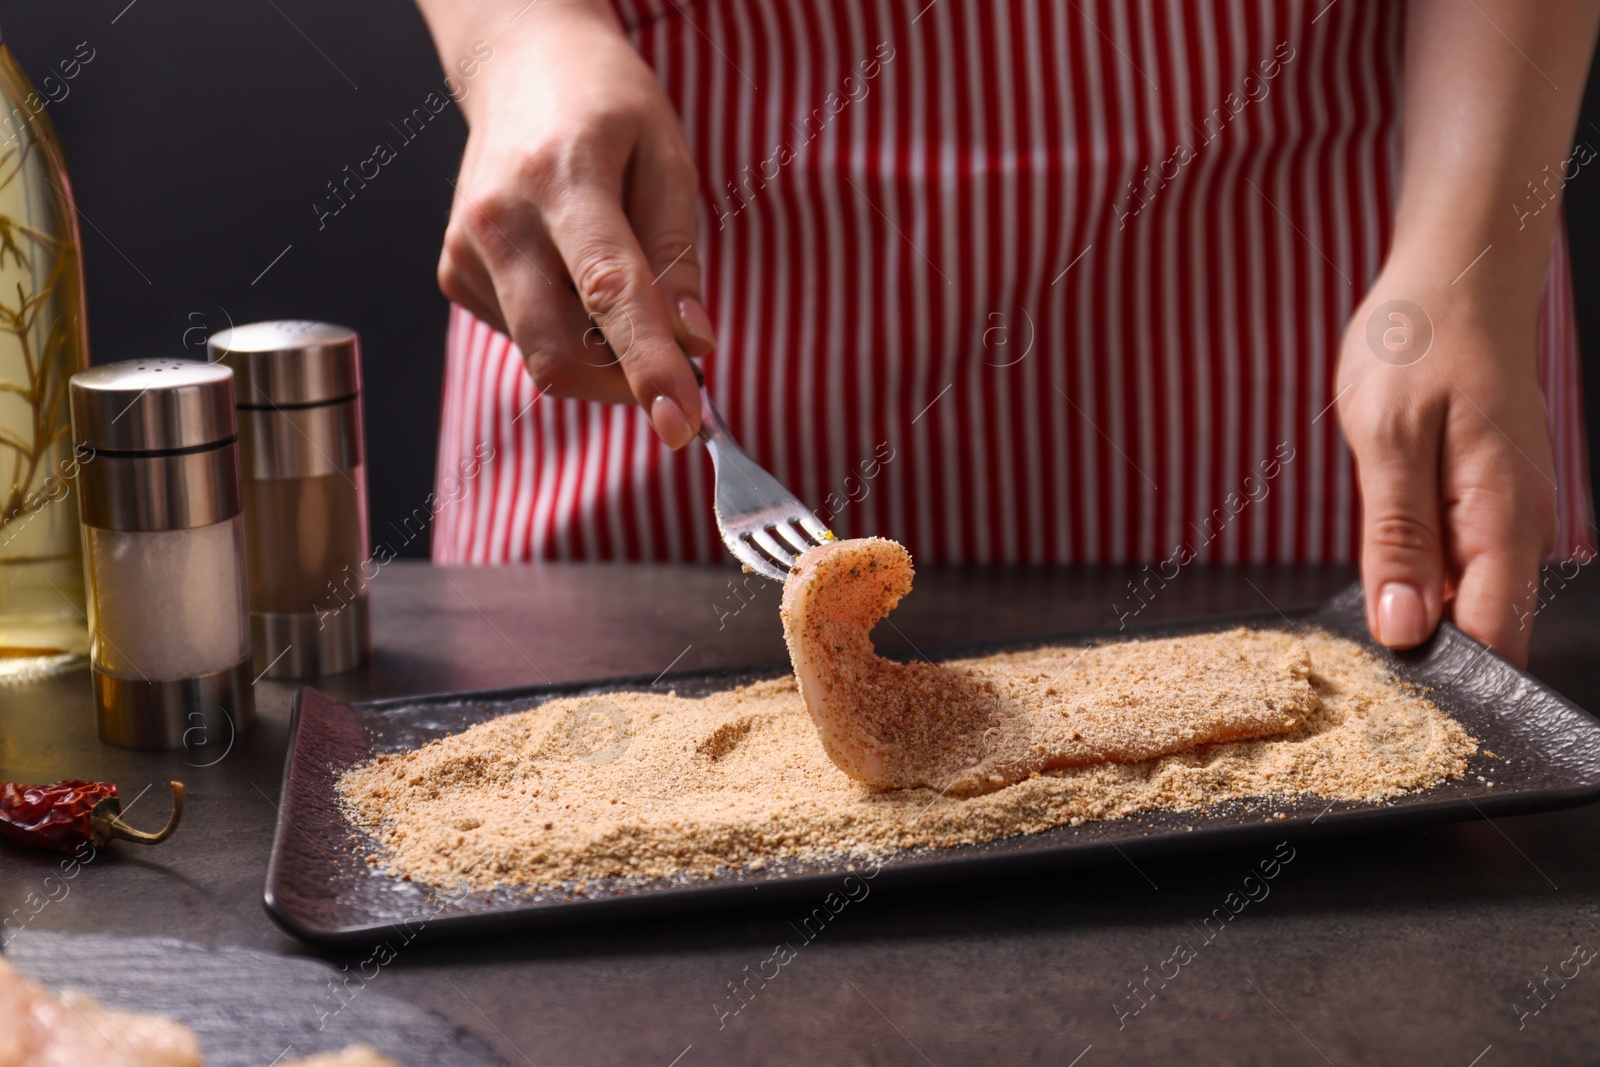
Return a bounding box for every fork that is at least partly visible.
[691,362,835,581]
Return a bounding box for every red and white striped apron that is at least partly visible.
[434,0,1594,565]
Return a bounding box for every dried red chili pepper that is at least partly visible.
[0,779,184,852]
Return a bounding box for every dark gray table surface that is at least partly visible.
[2,560,1598,1067]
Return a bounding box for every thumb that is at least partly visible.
[1352,418,1447,650]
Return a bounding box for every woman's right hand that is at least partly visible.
[428,0,713,448]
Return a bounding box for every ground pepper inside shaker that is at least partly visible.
[208,320,371,679]
[69,358,255,751]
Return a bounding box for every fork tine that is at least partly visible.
[727,534,789,582]
[771,519,814,557]
[749,528,798,572]
[697,378,839,580]
[794,512,835,544]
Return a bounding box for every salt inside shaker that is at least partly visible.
[69,358,255,750]
[207,320,371,679]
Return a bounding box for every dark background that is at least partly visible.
[2,0,1597,559]
[3,0,461,556]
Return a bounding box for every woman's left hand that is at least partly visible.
[1344,0,1600,667]
[1336,268,1558,668]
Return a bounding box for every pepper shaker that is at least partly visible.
[69,359,255,750]
[208,320,371,679]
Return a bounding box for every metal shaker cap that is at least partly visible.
[70,358,237,453]
[207,320,361,407]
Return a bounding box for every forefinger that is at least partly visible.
[544,182,703,449]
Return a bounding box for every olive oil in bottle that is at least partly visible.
[0,38,90,680]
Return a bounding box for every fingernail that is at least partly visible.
[651,394,695,450]
[1377,582,1430,648]
[677,296,717,357]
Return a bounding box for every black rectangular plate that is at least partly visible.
[264,584,1600,947]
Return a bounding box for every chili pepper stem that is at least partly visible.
[93,781,185,845]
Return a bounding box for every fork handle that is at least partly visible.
[688,357,735,450]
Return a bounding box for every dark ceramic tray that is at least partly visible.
[264,584,1600,947]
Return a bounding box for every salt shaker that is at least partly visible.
[69,359,255,750]
[207,320,371,679]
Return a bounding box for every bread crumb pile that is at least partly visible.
[339,628,1474,892]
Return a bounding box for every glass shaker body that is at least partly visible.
[70,359,254,750]
[241,461,369,613]
[84,510,250,681]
